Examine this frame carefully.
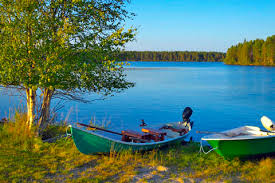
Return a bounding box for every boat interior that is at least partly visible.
[202,126,275,140]
[77,120,193,143]
[120,121,193,143]
[76,107,194,143]
[118,106,194,143]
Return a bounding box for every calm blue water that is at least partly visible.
[1,62,274,140]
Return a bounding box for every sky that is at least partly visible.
[124,0,275,52]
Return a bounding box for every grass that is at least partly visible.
[0,113,274,182]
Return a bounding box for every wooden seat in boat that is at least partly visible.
[142,128,167,141]
[121,130,149,143]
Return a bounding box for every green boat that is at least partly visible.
[69,107,194,154]
[69,121,193,154]
[201,126,275,159]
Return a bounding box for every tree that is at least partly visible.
[252,39,264,64]
[0,0,136,133]
[118,51,226,62]
[264,35,275,65]
[240,42,250,65]
[224,35,274,66]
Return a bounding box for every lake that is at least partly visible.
[0,61,274,141]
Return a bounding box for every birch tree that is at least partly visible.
[0,0,135,133]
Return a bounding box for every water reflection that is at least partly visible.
[0,62,274,141]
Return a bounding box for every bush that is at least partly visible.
[40,123,67,140]
[0,112,39,151]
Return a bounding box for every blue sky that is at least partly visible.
[124,0,275,52]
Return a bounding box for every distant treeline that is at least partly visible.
[119,51,226,62]
[224,35,275,66]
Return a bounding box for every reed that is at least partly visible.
[0,112,274,182]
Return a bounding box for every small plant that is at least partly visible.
[0,112,274,182]
[0,112,37,151]
[89,115,111,129]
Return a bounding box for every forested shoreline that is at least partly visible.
[119,51,226,62]
[119,35,274,66]
[224,35,274,66]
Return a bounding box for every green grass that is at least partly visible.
[0,113,274,182]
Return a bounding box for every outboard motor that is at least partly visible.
[182,107,193,123]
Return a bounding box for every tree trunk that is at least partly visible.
[26,88,36,129]
[38,88,54,135]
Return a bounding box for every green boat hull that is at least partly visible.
[70,126,191,154]
[205,136,275,159]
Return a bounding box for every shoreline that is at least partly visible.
[1,121,274,183]
[122,60,275,67]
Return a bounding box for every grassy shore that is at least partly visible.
[0,113,274,182]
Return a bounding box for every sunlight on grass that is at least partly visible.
[241,158,274,183]
[0,112,274,182]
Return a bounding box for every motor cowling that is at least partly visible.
[182,107,192,122]
[261,116,275,131]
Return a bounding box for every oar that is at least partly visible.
[196,131,240,137]
[197,131,228,135]
[77,123,122,136]
[197,130,275,137]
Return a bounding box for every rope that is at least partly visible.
[42,125,72,143]
[199,140,217,154]
[43,134,67,143]
[66,125,72,137]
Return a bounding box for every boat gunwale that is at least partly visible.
[201,134,275,141]
[71,124,191,146]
